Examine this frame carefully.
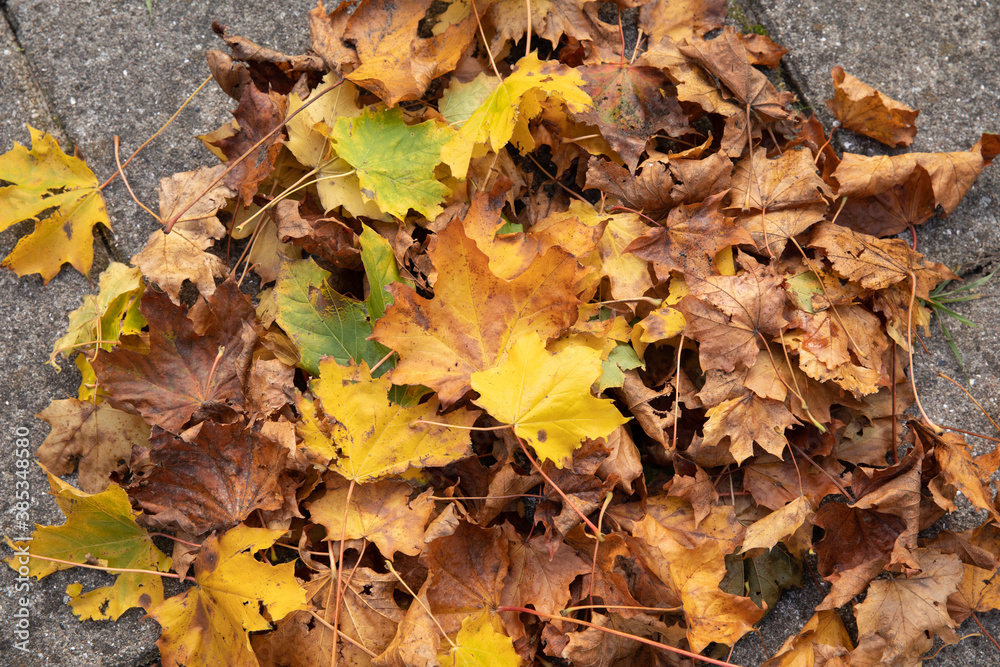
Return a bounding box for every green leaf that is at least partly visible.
[360,224,411,322]
[7,472,171,621]
[330,107,452,220]
[598,343,645,392]
[274,258,390,376]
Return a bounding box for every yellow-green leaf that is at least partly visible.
[0,127,110,281]
[50,262,145,370]
[7,472,170,621]
[360,224,411,322]
[298,358,478,481]
[331,107,452,219]
[471,333,628,467]
[442,52,591,180]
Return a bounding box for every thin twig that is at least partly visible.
[498,606,741,667]
[163,78,345,233]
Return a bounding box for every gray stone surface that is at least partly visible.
[1,0,998,665]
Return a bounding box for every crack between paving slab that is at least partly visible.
[1,3,128,269]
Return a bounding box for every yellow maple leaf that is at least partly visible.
[0,127,111,282]
[442,52,591,179]
[471,333,628,467]
[439,611,521,667]
[149,526,307,667]
[298,358,479,481]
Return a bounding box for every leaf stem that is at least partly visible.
[19,553,190,582]
[410,420,511,431]
[513,432,604,540]
[936,372,1000,433]
[308,611,379,658]
[99,75,213,191]
[113,136,160,222]
[331,478,356,666]
[163,77,345,233]
[497,606,740,667]
[386,560,457,648]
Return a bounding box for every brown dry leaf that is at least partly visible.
[743,455,842,511]
[638,0,726,44]
[210,82,287,202]
[500,525,589,639]
[729,147,833,212]
[614,369,673,447]
[740,33,788,69]
[913,422,1000,524]
[585,154,733,222]
[852,549,962,666]
[93,281,256,433]
[306,475,435,557]
[308,0,359,75]
[485,0,591,54]
[132,166,233,305]
[837,166,937,237]
[246,356,296,418]
[738,204,828,256]
[632,514,764,652]
[785,304,890,397]
[344,0,480,107]
[596,427,643,494]
[274,198,361,270]
[560,613,678,667]
[372,216,581,405]
[679,252,788,373]
[678,26,796,123]
[35,398,149,493]
[742,496,814,552]
[128,421,286,535]
[424,521,509,634]
[577,64,689,171]
[763,609,854,667]
[702,392,800,464]
[808,221,920,290]
[947,561,1000,624]
[827,66,919,147]
[669,462,718,527]
[830,134,997,216]
[626,191,753,279]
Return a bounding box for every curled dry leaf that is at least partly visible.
[827,65,919,147]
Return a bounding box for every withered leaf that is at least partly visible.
[827,66,919,147]
[626,191,753,279]
[577,64,689,172]
[129,421,286,535]
[94,281,256,433]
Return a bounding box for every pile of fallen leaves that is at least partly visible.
[5,1,1000,665]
